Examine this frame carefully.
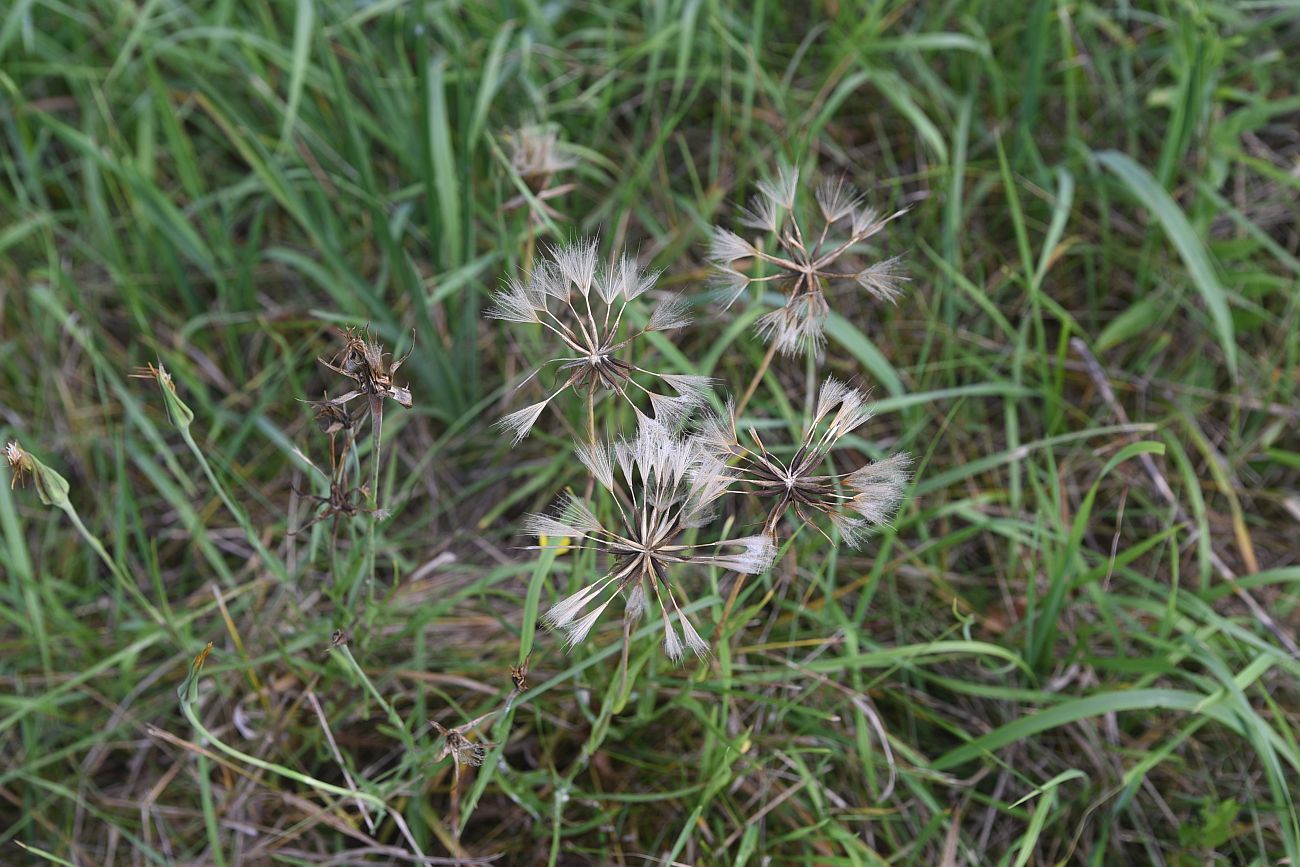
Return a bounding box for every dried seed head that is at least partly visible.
[528,418,775,661]
[510,654,531,692]
[697,379,910,548]
[506,124,578,194]
[314,327,414,411]
[709,167,908,355]
[433,722,491,768]
[489,239,713,442]
[314,400,353,435]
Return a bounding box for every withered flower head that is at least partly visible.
[710,166,908,355]
[6,441,32,488]
[525,418,775,661]
[432,721,491,768]
[507,124,578,194]
[313,400,353,435]
[489,239,713,443]
[6,440,71,508]
[314,327,413,411]
[698,379,910,548]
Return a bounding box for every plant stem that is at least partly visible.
[62,505,173,635]
[354,397,383,615]
[179,428,291,586]
[734,339,779,417]
[333,644,415,751]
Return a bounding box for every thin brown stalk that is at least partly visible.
[734,339,779,417]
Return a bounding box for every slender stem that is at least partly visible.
[805,342,817,417]
[180,428,291,585]
[63,505,172,634]
[359,397,383,612]
[368,400,383,513]
[734,339,779,417]
[711,572,749,644]
[583,391,597,501]
[333,644,415,751]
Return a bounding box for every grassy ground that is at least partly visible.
[2,0,1299,864]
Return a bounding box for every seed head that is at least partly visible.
[525,418,775,661]
[490,239,713,443]
[506,124,578,198]
[710,166,908,355]
[313,327,414,411]
[432,721,491,768]
[697,379,910,548]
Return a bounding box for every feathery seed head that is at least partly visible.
[709,167,909,355]
[507,124,578,193]
[697,379,909,548]
[490,239,712,442]
[529,418,774,661]
[503,125,579,224]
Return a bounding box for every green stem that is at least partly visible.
[359,398,383,613]
[333,644,415,751]
[62,505,172,635]
[179,428,291,585]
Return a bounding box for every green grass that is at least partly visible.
[2,0,1299,863]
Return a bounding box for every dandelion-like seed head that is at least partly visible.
[490,239,714,443]
[698,379,911,548]
[709,165,909,355]
[526,418,775,661]
[503,124,579,224]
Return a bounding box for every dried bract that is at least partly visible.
[710,166,908,355]
[526,418,775,661]
[490,239,713,442]
[698,379,910,548]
